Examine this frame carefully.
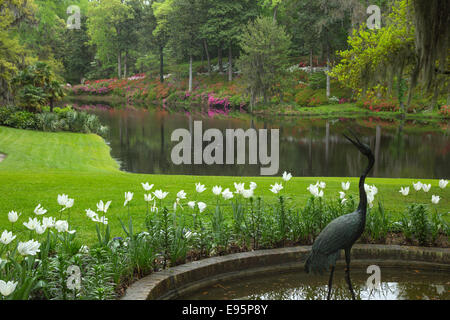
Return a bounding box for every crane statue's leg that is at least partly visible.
[327,266,335,300]
[344,248,356,300]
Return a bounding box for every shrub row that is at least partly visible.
[0,105,108,136]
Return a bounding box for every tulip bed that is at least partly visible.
[0,125,448,299]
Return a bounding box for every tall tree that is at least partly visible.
[0,0,36,104]
[152,0,173,83]
[168,0,203,91]
[87,0,133,78]
[237,16,291,109]
[201,0,258,81]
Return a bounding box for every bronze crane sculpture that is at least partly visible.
[304,131,375,300]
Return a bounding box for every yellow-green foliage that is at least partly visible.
[330,0,415,97]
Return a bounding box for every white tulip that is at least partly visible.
[341,181,350,191]
[367,192,375,207]
[249,182,257,190]
[141,182,154,191]
[439,179,448,189]
[234,182,245,194]
[195,183,206,193]
[307,184,318,196]
[221,188,234,200]
[399,187,410,196]
[153,190,168,200]
[96,200,111,213]
[35,224,47,235]
[197,202,207,213]
[7,211,20,223]
[34,204,47,216]
[0,280,18,297]
[177,190,187,199]
[339,191,346,199]
[57,194,74,211]
[212,186,222,196]
[364,184,378,196]
[92,216,108,225]
[422,184,431,192]
[144,194,154,202]
[413,181,423,191]
[282,172,292,182]
[42,217,56,229]
[431,195,441,204]
[57,194,69,206]
[23,217,40,231]
[270,183,284,194]
[66,198,74,209]
[341,198,347,204]
[124,192,134,206]
[18,240,41,256]
[0,230,16,245]
[55,220,76,234]
[242,189,254,199]
[187,201,196,209]
[85,209,98,220]
[316,181,326,189]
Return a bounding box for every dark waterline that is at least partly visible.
[176,267,450,300]
[76,103,449,178]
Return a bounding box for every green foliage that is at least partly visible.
[237,16,292,106]
[401,204,430,245]
[86,0,134,77]
[309,72,327,89]
[13,62,65,111]
[0,105,107,135]
[0,0,36,103]
[330,0,416,98]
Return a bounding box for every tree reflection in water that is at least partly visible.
[77,105,449,178]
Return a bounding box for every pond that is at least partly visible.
[73,102,449,178]
[176,267,450,300]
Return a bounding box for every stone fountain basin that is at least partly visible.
[121,244,450,300]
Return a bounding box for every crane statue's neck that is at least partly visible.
[357,155,375,217]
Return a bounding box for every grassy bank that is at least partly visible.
[0,125,448,245]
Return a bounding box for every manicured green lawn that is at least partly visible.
[0,125,448,245]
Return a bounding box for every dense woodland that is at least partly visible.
[0,0,449,113]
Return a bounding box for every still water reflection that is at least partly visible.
[177,267,450,300]
[79,104,449,178]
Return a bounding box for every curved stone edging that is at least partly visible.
[121,244,450,300]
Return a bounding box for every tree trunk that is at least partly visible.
[50,97,54,112]
[189,55,193,92]
[398,63,405,114]
[228,46,232,81]
[273,4,278,22]
[309,48,313,73]
[406,60,420,107]
[123,52,128,78]
[118,51,122,78]
[203,39,211,75]
[159,45,164,83]
[218,45,223,73]
[326,49,331,98]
